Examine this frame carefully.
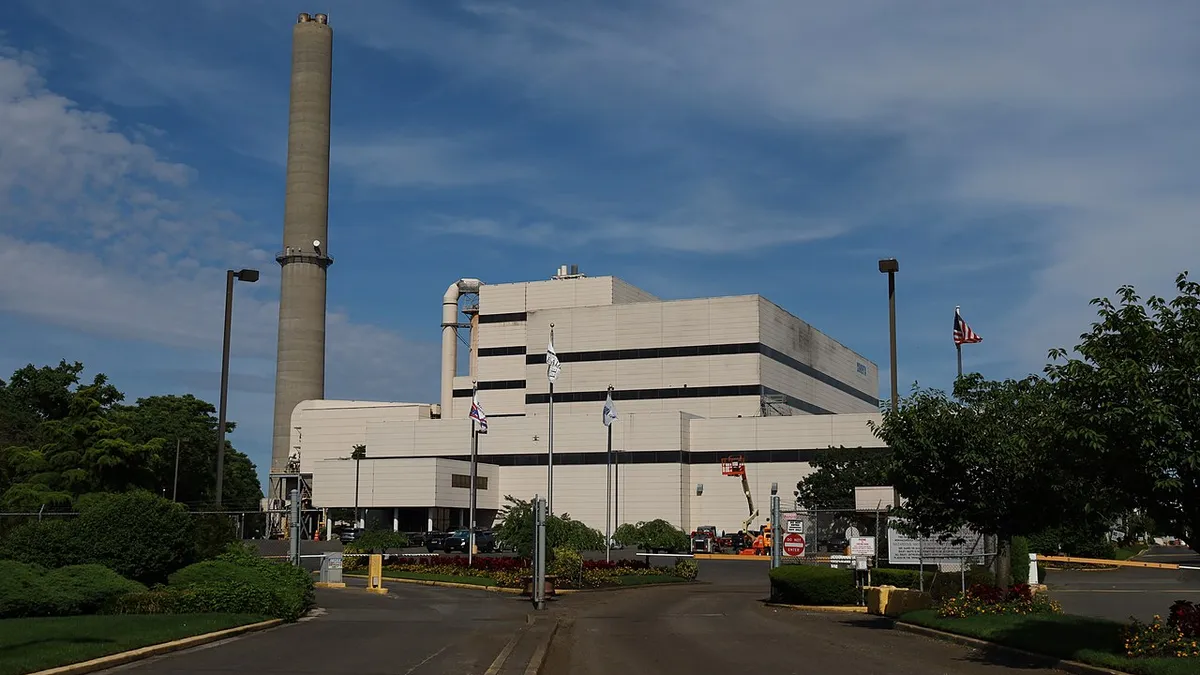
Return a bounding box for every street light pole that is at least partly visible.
[878,258,899,413]
[216,268,259,507]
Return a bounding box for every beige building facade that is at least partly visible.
[297,270,885,535]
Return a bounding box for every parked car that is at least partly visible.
[425,531,450,553]
[336,526,362,543]
[444,529,496,553]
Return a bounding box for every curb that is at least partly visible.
[346,574,693,595]
[764,602,867,614]
[25,619,284,675]
[894,621,1131,675]
[526,617,560,675]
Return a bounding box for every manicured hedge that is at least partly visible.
[769,565,859,606]
[870,567,933,589]
[111,544,314,621]
[0,561,145,618]
[0,491,228,584]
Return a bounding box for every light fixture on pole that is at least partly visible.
[216,268,259,507]
[877,258,899,413]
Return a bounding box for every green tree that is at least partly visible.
[1045,272,1200,546]
[872,374,1113,585]
[112,395,262,510]
[795,447,892,509]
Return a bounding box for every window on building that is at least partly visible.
[451,474,488,490]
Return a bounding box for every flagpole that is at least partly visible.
[469,384,478,566]
[547,324,555,517]
[605,386,613,563]
[956,343,963,379]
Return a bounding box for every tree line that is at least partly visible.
[797,272,1200,581]
[0,360,262,513]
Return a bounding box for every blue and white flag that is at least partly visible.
[602,390,618,427]
[546,328,561,384]
[469,388,488,433]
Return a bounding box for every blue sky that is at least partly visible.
[3,1,1200,487]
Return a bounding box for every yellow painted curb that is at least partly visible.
[314,581,345,589]
[894,621,1133,675]
[694,553,770,561]
[26,618,283,675]
[764,602,868,613]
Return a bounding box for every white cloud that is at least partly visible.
[0,48,438,406]
[342,0,1200,368]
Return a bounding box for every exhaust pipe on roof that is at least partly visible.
[441,278,483,416]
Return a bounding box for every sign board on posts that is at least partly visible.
[780,511,805,534]
[886,518,996,565]
[854,486,897,512]
[782,533,806,557]
[849,536,876,557]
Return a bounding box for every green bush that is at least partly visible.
[870,568,932,589]
[674,558,699,581]
[137,543,315,621]
[0,491,199,584]
[0,560,144,618]
[191,513,239,561]
[768,565,859,606]
[1011,536,1031,585]
[623,520,689,553]
[493,496,605,556]
[612,523,640,547]
[1027,525,1115,559]
[47,565,145,614]
[548,547,583,583]
[346,530,410,554]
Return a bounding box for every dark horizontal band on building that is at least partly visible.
[355,447,886,467]
[478,312,529,324]
[476,341,876,406]
[452,383,836,414]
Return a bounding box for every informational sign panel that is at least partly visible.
[849,536,876,557]
[887,519,995,565]
[782,533,806,557]
[781,511,805,534]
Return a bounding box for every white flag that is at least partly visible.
[546,330,561,384]
[602,390,618,427]
[469,389,488,433]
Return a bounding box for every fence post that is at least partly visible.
[289,489,301,566]
[769,495,782,569]
[533,496,547,610]
[1028,552,1039,585]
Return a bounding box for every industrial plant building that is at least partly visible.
[287,268,885,536]
[261,13,885,538]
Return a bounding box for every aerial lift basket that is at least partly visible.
[721,456,746,477]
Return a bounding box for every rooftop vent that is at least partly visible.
[552,264,586,280]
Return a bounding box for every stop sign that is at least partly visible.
[782,533,806,557]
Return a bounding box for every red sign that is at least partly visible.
[782,533,806,557]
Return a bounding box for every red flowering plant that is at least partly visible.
[937,582,1061,618]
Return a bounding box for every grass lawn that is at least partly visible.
[1116,545,1150,561]
[379,570,497,587]
[0,614,267,675]
[901,609,1200,675]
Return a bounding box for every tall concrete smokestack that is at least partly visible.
[271,12,333,478]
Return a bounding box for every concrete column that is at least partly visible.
[270,13,334,478]
[393,508,399,532]
[427,508,434,532]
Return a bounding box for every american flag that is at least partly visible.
[469,389,488,433]
[953,306,983,346]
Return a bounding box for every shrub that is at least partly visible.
[493,496,606,556]
[612,523,640,547]
[47,565,145,614]
[548,547,583,584]
[0,560,144,618]
[347,530,410,554]
[1027,525,1115,559]
[1011,536,1030,585]
[674,558,699,581]
[0,492,198,585]
[143,543,315,621]
[870,568,932,589]
[937,583,1062,618]
[623,520,689,553]
[191,513,239,562]
[1170,600,1200,637]
[768,565,859,606]
[1126,614,1200,658]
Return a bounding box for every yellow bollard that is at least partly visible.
[366,554,388,594]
